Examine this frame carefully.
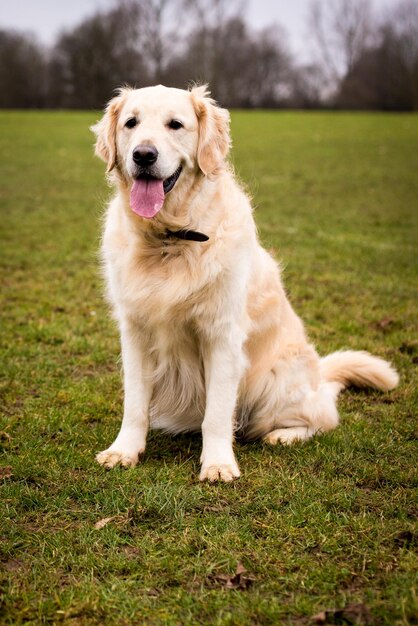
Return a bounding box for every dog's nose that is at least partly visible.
[132,145,158,166]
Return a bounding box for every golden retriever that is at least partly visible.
[91,85,398,482]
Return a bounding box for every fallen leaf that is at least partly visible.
[146,587,161,597]
[94,516,117,529]
[375,317,394,330]
[94,511,135,529]
[209,561,255,590]
[0,466,13,479]
[1,558,23,572]
[312,612,327,623]
[312,603,373,625]
[203,505,225,513]
[123,546,141,558]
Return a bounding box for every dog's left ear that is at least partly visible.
[191,85,231,176]
[91,88,131,172]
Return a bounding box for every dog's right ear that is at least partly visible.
[91,88,131,172]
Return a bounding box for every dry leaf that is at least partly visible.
[146,588,161,597]
[202,498,229,514]
[210,561,255,590]
[312,612,327,623]
[235,562,246,576]
[1,558,23,572]
[203,505,225,513]
[94,511,135,529]
[94,516,117,529]
[0,466,13,479]
[375,317,394,330]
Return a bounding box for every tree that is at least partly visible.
[134,0,187,82]
[243,25,293,108]
[0,31,47,108]
[165,16,292,108]
[385,0,418,109]
[176,0,247,98]
[49,4,149,109]
[308,0,373,97]
[337,0,418,110]
[288,63,326,109]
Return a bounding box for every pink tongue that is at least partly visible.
[130,178,165,219]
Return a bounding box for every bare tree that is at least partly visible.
[178,0,247,95]
[49,4,148,108]
[126,0,186,82]
[308,0,373,94]
[0,31,47,108]
[337,0,418,110]
[389,0,418,80]
[243,25,293,108]
[289,63,326,109]
[183,0,247,31]
[164,16,292,108]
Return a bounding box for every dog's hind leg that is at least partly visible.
[262,381,343,446]
[264,425,315,445]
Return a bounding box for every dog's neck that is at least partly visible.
[165,229,209,242]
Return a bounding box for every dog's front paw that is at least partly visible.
[96,448,142,469]
[96,427,147,469]
[199,462,240,483]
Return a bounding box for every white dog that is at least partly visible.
[92,85,398,482]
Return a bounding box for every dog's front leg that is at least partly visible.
[96,319,152,469]
[200,330,245,482]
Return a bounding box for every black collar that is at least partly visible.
[165,229,209,242]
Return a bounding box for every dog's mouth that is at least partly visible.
[130,166,182,219]
[162,165,182,194]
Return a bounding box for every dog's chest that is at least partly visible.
[106,238,224,333]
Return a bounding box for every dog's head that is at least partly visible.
[91,84,231,219]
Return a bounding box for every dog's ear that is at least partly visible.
[191,85,231,176]
[91,88,131,172]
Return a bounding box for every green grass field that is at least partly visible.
[0,110,417,625]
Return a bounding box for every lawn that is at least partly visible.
[0,109,417,625]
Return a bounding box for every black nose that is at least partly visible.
[132,144,158,166]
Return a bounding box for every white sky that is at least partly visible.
[0,0,394,62]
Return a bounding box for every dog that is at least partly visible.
[91,84,398,482]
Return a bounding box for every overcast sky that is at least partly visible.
[1,0,393,62]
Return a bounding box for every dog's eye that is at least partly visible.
[168,119,183,130]
[125,117,137,129]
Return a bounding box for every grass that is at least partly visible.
[0,109,417,625]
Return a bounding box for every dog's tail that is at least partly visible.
[320,350,399,392]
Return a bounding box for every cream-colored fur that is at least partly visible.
[91,84,399,482]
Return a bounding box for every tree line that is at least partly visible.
[0,0,417,110]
